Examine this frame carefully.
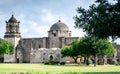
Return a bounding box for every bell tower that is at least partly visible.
[4,14,21,62]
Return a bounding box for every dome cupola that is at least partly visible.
[50,20,69,31]
[48,20,71,38]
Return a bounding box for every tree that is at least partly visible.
[61,39,80,64]
[77,36,115,66]
[74,0,120,40]
[61,46,70,57]
[77,36,93,65]
[0,38,14,54]
[95,38,115,65]
[70,39,80,63]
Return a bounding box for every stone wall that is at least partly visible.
[30,48,64,63]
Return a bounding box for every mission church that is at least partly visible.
[3,14,120,64]
[3,14,79,63]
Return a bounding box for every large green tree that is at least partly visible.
[61,39,80,64]
[74,0,120,40]
[0,38,14,54]
[77,36,115,66]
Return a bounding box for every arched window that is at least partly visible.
[53,33,56,37]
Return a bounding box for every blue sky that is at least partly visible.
[0,0,119,44]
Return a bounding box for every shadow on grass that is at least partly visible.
[8,72,120,74]
[63,72,120,74]
[83,72,120,74]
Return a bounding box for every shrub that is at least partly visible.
[88,59,92,64]
[117,62,120,65]
[23,61,29,63]
[50,59,59,65]
[53,60,59,64]
[60,62,66,65]
[44,61,49,65]
[86,59,92,65]
[44,59,60,65]
[109,60,118,65]
[98,59,104,65]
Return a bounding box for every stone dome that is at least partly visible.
[8,14,17,23]
[50,20,69,31]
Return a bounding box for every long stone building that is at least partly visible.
[2,15,120,64]
[4,15,78,63]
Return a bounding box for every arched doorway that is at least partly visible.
[17,58,19,63]
[49,55,53,61]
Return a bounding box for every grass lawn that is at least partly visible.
[0,63,120,74]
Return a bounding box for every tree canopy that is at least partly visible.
[74,0,120,40]
[61,39,80,63]
[77,36,115,66]
[61,36,115,65]
[0,38,14,54]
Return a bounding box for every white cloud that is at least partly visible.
[66,21,86,37]
[0,13,7,38]
[40,8,59,24]
[72,28,86,37]
[20,20,49,38]
[0,13,7,20]
[17,13,26,20]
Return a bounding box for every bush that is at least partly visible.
[112,60,118,65]
[23,61,29,63]
[117,62,120,65]
[50,59,59,65]
[98,59,104,65]
[60,62,66,65]
[108,60,118,65]
[44,59,60,65]
[53,60,59,64]
[44,61,49,65]
[88,59,93,64]
[86,59,92,65]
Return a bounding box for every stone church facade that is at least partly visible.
[4,15,78,63]
[3,15,120,64]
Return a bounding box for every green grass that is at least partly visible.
[0,63,120,74]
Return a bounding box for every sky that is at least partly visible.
[0,0,119,44]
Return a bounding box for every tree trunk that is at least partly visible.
[103,55,107,65]
[84,57,86,64]
[94,55,98,66]
[86,57,90,66]
[84,57,89,66]
[73,57,78,64]
[79,57,82,64]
